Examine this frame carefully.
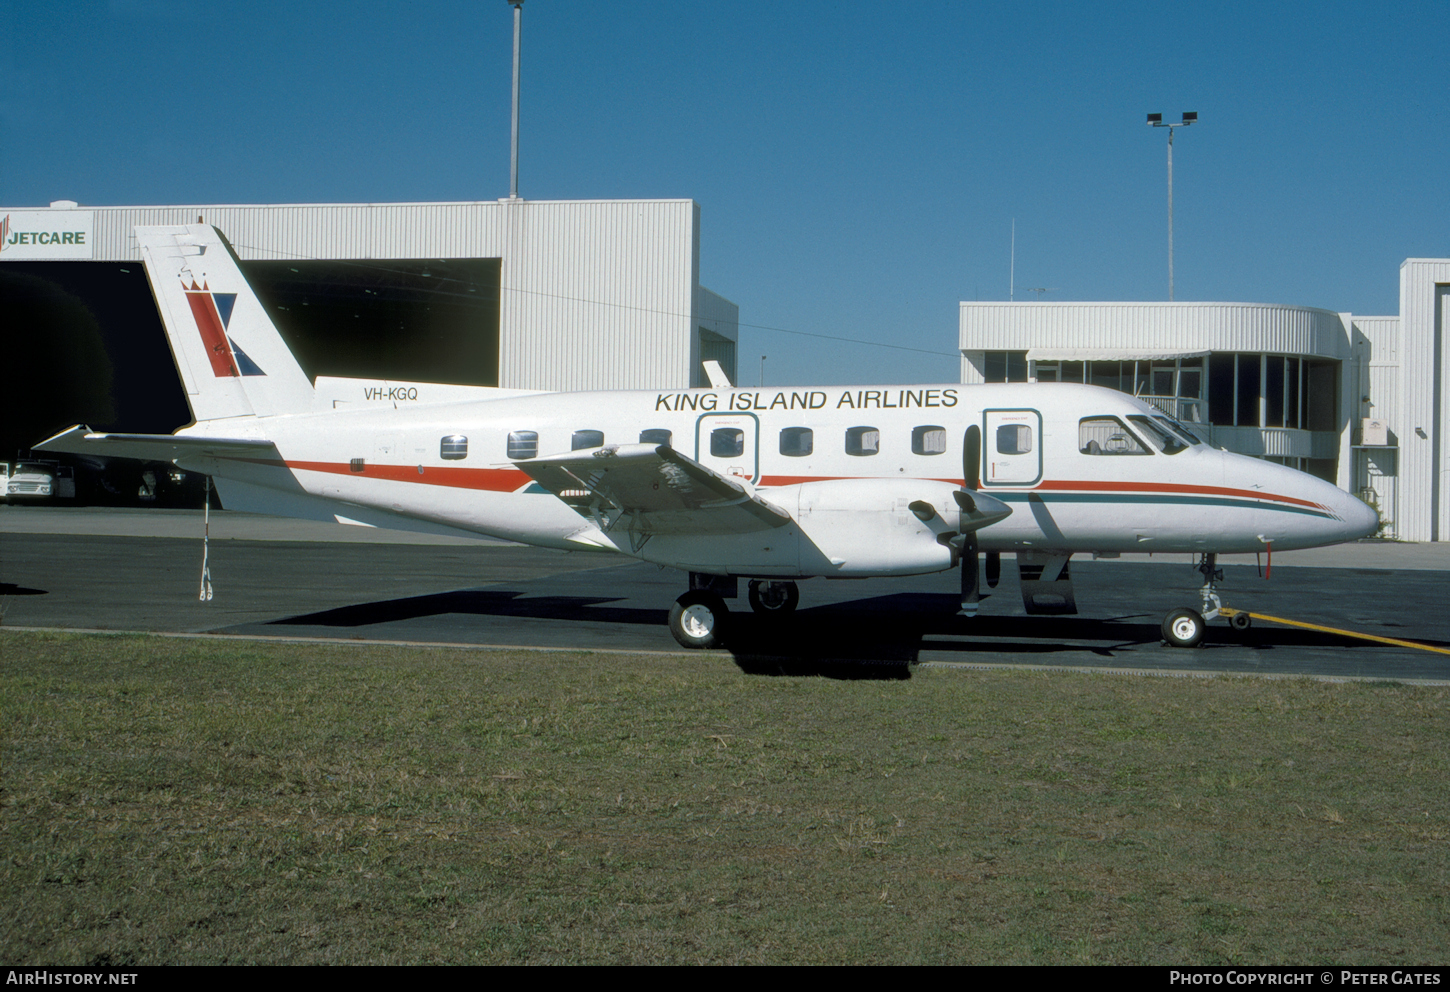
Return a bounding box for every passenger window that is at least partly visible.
[912,425,947,455]
[440,435,468,460]
[507,431,538,459]
[711,427,745,458]
[1079,417,1148,455]
[780,427,813,457]
[639,428,672,446]
[996,424,1033,455]
[845,426,880,456]
[572,430,604,450]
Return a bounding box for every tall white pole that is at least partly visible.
[1010,218,1015,302]
[509,1,523,200]
[1167,127,1174,302]
[1148,113,1195,302]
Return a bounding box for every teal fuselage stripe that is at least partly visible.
[995,491,1334,520]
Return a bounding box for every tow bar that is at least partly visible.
[1218,607,1450,657]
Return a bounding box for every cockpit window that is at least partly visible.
[1128,415,1187,454]
[1080,416,1149,455]
[1153,415,1203,446]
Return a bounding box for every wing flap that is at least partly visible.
[516,444,791,535]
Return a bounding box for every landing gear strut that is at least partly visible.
[1161,553,1223,648]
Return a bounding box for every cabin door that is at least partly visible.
[982,409,1043,486]
[694,413,760,484]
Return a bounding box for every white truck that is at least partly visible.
[5,460,59,500]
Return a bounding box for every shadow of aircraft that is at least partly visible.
[259,583,1450,683]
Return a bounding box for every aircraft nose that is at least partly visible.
[1337,487,1380,540]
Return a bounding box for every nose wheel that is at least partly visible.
[1162,608,1206,648]
[1162,553,1224,649]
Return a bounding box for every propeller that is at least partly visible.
[958,426,982,616]
[953,426,1012,616]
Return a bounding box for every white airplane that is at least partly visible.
[37,225,1378,650]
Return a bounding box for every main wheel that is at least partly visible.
[669,591,729,649]
[1162,607,1206,648]
[747,580,800,615]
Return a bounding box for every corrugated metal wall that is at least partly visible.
[34,199,737,393]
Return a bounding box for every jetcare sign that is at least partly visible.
[0,211,95,259]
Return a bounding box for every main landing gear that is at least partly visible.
[667,576,800,649]
[1161,552,1241,648]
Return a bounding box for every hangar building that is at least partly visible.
[2,197,739,445]
[960,261,1450,541]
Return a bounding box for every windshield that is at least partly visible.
[1127,415,1187,455]
[1151,414,1204,446]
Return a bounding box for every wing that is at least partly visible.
[515,443,791,535]
[33,425,280,464]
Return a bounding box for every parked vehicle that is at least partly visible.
[6,461,55,499]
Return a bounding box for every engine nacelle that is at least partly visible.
[784,478,962,576]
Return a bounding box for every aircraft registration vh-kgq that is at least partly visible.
[38,225,1378,650]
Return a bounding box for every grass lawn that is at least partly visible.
[2,630,1447,965]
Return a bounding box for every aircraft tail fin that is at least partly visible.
[138,224,314,421]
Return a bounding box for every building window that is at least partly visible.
[1208,354,1235,424]
[507,431,538,459]
[440,435,468,460]
[912,426,947,455]
[710,428,745,458]
[985,351,1029,383]
[845,426,880,456]
[572,430,604,450]
[639,429,672,446]
[780,427,813,457]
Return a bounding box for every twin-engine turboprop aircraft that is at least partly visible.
[37,225,1378,649]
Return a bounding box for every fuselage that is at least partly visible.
[176,380,1377,578]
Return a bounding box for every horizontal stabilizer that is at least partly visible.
[516,443,791,535]
[34,425,279,465]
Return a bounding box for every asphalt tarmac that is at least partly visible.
[4,506,1449,682]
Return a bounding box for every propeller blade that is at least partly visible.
[963,425,981,491]
[985,551,1001,589]
[960,531,980,615]
[959,425,986,617]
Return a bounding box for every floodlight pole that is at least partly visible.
[509,1,524,200]
[1147,112,1196,301]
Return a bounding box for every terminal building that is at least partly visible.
[960,261,1450,541]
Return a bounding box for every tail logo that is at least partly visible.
[182,280,266,377]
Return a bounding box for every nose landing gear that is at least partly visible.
[1161,553,1225,648]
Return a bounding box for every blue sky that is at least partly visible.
[3,0,1447,385]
